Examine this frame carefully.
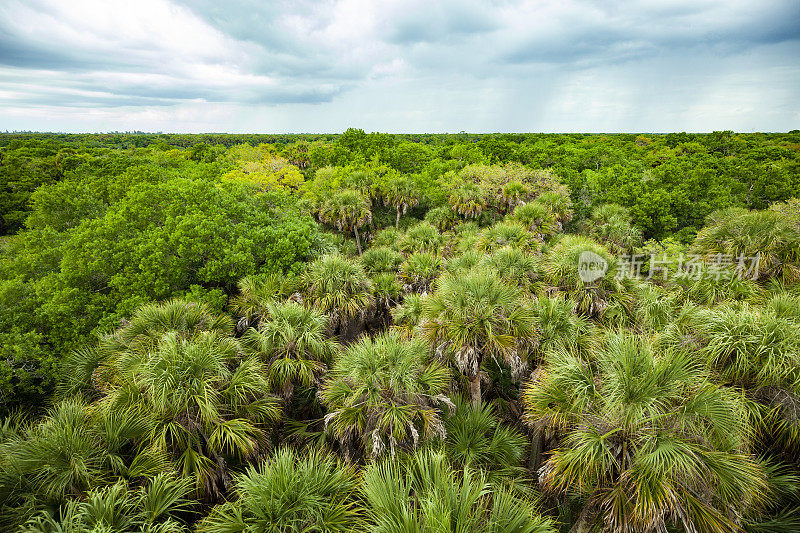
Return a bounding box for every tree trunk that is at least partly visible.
[354,226,363,255]
[528,427,544,479]
[469,374,481,407]
[395,207,401,229]
[569,502,594,533]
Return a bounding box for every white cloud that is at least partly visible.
[0,0,797,132]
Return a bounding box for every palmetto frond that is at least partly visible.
[229,272,299,329]
[522,332,768,532]
[20,474,194,533]
[243,301,335,396]
[302,254,374,325]
[320,333,450,460]
[443,398,528,485]
[399,222,443,254]
[399,252,442,294]
[476,221,542,254]
[198,448,360,533]
[93,322,280,499]
[422,269,537,403]
[542,234,636,319]
[361,448,555,533]
[694,207,800,284]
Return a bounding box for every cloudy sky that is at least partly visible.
[0,0,798,133]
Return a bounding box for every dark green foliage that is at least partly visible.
[1,131,800,533]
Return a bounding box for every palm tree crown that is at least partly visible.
[523,333,767,533]
[320,333,451,460]
[243,301,336,400]
[422,269,537,406]
[317,189,372,254]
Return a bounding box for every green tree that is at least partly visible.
[422,270,537,406]
[320,333,450,460]
[523,333,767,532]
[243,301,336,402]
[97,329,281,499]
[198,449,360,533]
[317,189,372,254]
[693,207,800,283]
[302,254,373,338]
[362,449,554,533]
[0,399,165,528]
[382,174,420,229]
[20,474,193,533]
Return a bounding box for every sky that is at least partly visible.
[0,0,798,133]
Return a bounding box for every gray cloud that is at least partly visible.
[0,0,797,132]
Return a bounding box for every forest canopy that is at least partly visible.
[1,129,799,532]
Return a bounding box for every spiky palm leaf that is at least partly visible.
[98,330,280,499]
[361,448,554,533]
[422,269,537,405]
[242,301,336,400]
[302,254,374,334]
[229,273,299,330]
[198,448,360,533]
[320,333,450,461]
[522,332,768,532]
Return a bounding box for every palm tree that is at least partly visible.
[21,473,194,533]
[522,333,767,533]
[476,221,541,254]
[243,301,336,402]
[399,221,444,254]
[390,294,424,339]
[542,235,636,319]
[449,182,487,219]
[479,247,540,291]
[690,303,800,450]
[529,296,594,357]
[424,205,458,232]
[105,298,234,359]
[229,273,299,330]
[320,333,451,461]
[59,298,235,399]
[694,207,800,283]
[442,398,528,485]
[0,399,166,528]
[399,252,443,294]
[499,180,531,214]
[382,174,420,229]
[360,246,404,275]
[670,261,760,306]
[302,254,373,339]
[99,331,281,499]
[422,269,537,406]
[692,303,800,390]
[589,203,642,254]
[371,271,402,327]
[535,190,574,226]
[317,189,372,254]
[445,250,483,275]
[509,201,559,241]
[632,283,677,332]
[361,448,555,533]
[198,448,360,533]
